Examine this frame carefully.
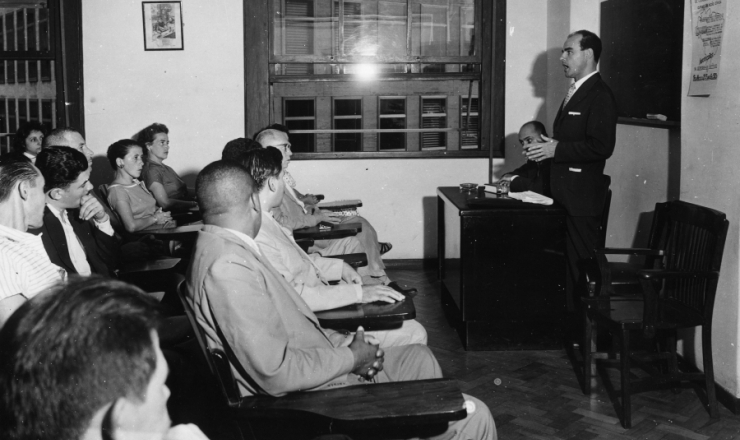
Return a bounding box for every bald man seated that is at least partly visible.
[238,147,427,347]
[185,160,496,440]
[500,121,552,196]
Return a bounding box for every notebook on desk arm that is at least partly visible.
[317,199,363,217]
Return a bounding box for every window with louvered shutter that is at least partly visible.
[258,0,503,159]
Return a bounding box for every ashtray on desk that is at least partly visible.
[459,182,478,191]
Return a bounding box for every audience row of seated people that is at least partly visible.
[0,123,497,439]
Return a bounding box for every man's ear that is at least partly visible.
[48,188,63,201]
[109,396,140,437]
[267,176,277,193]
[17,181,30,201]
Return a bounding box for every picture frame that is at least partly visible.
[142,1,183,51]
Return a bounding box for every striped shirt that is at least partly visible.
[0,223,65,301]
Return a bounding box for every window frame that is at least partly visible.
[0,0,84,155]
[245,0,505,160]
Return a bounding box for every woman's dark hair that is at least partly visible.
[12,121,46,153]
[107,139,144,170]
[138,123,169,145]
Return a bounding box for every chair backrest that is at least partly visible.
[176,278,243,407]
[648,200,729,319]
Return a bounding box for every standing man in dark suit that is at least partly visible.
[524,30,618,310]
[29,147,118,277]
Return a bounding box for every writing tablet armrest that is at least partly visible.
[237,378,467,429]
[596,247,664,256]
[329,253,368,268]
[638,269,720,280]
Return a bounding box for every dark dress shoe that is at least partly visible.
[387,281,418,298]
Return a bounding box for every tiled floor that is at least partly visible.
[388,265,740,440]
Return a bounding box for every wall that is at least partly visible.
[82,0,245,185]
[81,1,675,259]
[679,0,740,397]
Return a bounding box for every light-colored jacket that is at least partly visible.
[186,225,355,397]
[255,212,362,311]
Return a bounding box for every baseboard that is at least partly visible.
[677,354,740,414]
[383,259,437,271]
[716,382,740,415]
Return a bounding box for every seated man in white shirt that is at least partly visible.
[241,147,427,346]
[0,277,210,440]
[0,159,65,328]
[29,147,118,277]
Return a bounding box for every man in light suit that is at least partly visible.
[29,147,118,277]
[524,30,617,310]
[242,147,427,347]
[186,160,496,439]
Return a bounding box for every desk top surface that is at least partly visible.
[437,186,565,215]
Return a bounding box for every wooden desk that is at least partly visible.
[294,222,362,240]
[437,186,566,350]
[315,295,415,331]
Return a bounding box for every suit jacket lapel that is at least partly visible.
[43,207,75,272]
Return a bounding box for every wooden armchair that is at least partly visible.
[176,279,466,440]
[582,200,729,428]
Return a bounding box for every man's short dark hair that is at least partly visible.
[521,120,549,138]
[43,127,82,148]
[222,137,262,163]
[238,147,283,192]
[196,160,256,220]
[570,29,602,64]
[13,121,47,153]
[0,160,40,203]
[35,146,89,192]
[0,277,161,440]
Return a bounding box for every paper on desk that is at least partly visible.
[508,191,553,205]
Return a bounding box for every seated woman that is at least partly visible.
[11,121,46,164]
[139,123,197,214]
[105,139,176,233]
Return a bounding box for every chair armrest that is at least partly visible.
[117,258,181,275]
[328,253,368,268]
[294,222,362,240]
[295,238,314,253]
[596,247,664,256]
[638,269,720,280]
[237,378,466,429]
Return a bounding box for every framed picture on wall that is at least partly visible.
[142,1,183,51]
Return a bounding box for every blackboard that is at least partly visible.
[600,0,683,123]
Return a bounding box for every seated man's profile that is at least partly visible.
[501,120,552,196]
[0,277,209,440]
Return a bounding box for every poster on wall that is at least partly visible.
[688,0,725,96]
[142,1,184,51]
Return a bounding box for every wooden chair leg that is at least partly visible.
[620,328,632,429]
[583,308,593,395]
[702,324,720,419]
